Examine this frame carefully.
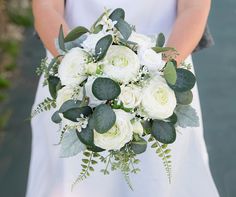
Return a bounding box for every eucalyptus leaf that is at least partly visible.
[94,35,113,61]
[77,126,94,146]
[152,47,175,53]
[60,130,86,158]
[51,111,62,124]
[64,26,89,42]
[175,90,193,105]
[109,8,125,21]
[164,62,177,85]
[115,19,132,40]
[157,33,165,47]
[48,76,61,99]
[169,68,196,92]
[131,137,147,154]
[59,100,82,113]
[175,105,200,128]
[166,113,178,124]
[92,77,121,100]
[58,25,65,51]
[63,106,92,122]
[93,24,103,34]
[93,104,116,133]
[151,120,176,144]
[141,120,152,134]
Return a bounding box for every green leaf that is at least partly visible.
[94,35,113,61]
[59,100,82,113]
[175,90,193,105]
[93,104,116,133]
[141,120,152,134]
[175,105,200,128]
[115,19,132,40]
[51,111,62,124]
[131,137,147,154]
[164,62,177,85]
[166,113,178,124]
[60,130,86,158]
[77,126,94,146]
[157,33,165,47]
[93,24,103,34]
[152,47,175,53]
[169,68,196,92]
[48,76,61,99]
[151,120,176,144]
[64,26,89,42]
[109,8,125,21]
[92,77,121,100]
[58,25,65,51]
[63,106,92,122]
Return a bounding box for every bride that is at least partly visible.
[27,0,219,196]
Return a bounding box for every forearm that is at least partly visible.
[166,1,211,64]
[33,1,69,57]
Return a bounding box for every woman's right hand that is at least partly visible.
[32,0,69,57]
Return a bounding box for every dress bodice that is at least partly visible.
[65,0,177,37]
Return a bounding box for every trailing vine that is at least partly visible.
[31,97,56,118]
[149,135,172,183]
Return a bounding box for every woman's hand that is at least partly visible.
[32,0,69,57]
[166,0,211,64]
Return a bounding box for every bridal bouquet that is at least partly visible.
[33,8,199,189]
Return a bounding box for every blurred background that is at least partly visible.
[0,0,235,196]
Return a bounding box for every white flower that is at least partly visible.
[84,76,105,108]
[56,86,82,107]
[138,48,165,72]
[99,15,117,32]
[58,47,88,86]
[84,62,98,75]
[141,76,176,120]
[118,85,142,108]
[128,31,154,49]
[103,45,140,83]
[81,31,110,54]
[132,120,144,136]
[94,109,134,150]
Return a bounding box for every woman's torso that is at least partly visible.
[65,0,177,37]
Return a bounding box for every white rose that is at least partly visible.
[138,48,165,71]
[132,120,144,136]
[81,31,110,54]
[58,47,88,86]
[103,45,140,83]
[142,76,176,120]
[94,109,134,150]
[128,31,154,49]
[118,85,142,108]
[84,76,105,108]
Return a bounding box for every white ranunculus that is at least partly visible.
[84,76,105,108]
[94,109,134,150]
[138,48,165,72]
[128,31,154,49]
[142,76,176,120]
[103,45,140,83]
[118,85,142,108]
[81,31,110,54]
[132,120,144,136]
[58,47,88,86]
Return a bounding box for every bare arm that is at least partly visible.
[32,0,69,57]
[166,0,211,64]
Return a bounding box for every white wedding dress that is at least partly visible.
[26,0,219,196]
